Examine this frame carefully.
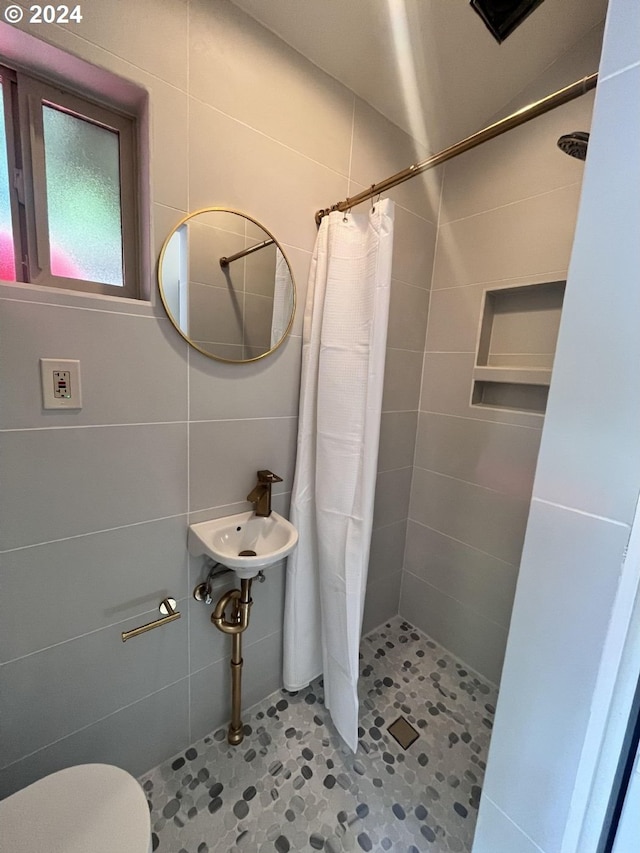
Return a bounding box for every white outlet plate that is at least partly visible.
[40,359,82,410]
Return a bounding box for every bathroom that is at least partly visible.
[1,0,639,851]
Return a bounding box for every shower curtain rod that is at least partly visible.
[315,72,598,225]
[219,237,275,267]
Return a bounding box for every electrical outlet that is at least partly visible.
[53,371,71,399]
[40,359,82,410]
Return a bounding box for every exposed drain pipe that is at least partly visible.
[211,578,253,745]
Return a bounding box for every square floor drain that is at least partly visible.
[388,716,419,750]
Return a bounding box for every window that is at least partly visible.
[0,64,139,298]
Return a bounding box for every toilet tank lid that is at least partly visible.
[0,764,151,853]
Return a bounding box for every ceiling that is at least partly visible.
[231,0,608,152]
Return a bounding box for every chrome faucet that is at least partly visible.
[247,469,283,517]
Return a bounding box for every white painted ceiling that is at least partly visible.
[231,0,608,151]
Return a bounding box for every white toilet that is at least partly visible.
[0,764,151,853]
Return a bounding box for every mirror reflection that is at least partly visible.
[158,208,295,362]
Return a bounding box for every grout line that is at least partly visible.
[412,463,532,501]
[418,409,543,432]
[417,159,444,407]
[0,292,160,317]
[0,596,190,667]
[390,274,431,289]
[439,180,583,226]
[372,518,407,534]
[188,93,352,182]
[385,345,425,355]
[276,239,312,257]
[14,6,190,95]
[1,421,187,433]
[482,796,546,852]
[188,627,283,680]
[532,497,631,529]
[406,153,444,574]
[184,0,193,736]
[189,415,297,425]
[0,674,191,774]
[428,269,568,292]
[240,633,290,718]
[367,568,403,589]
[347,94,355,188]
[405,518,519,569]
[347,179,439,227]
[387,199,436,227]
[3,415,300,434]
[189,492,292,521]
[600,59,640,84]
[379,613,500,691]
[154,202,187,215]
[377,464,413,476]
[362,614,404,640]
[0,513,189,555]
[397,570,407,623]
[154,201,316,257]
[402,568,510,641]
[420,404,542,428]
[391,276,432,292]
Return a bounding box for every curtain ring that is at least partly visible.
[343,206,351,222]
[371,188,381,215]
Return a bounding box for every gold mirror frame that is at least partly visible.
[158,207,296,364]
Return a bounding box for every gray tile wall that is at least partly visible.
[476,2,640,845]
[0,0,433,796]
[400,27,604,684]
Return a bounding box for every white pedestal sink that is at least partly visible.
[188,511,298,579]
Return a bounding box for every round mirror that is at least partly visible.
[158,208,296,363]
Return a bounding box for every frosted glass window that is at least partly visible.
[1,60,139,298]
[0,85,15,281]
[42,105,124,286]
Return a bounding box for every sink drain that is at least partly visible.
[238,549,257,557]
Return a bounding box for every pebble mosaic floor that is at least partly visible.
[140,617,498,853]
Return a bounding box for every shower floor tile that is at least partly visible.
[140,617,497,853]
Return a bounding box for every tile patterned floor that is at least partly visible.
[141,617,498,853]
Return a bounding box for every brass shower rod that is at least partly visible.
[315,72,598,225]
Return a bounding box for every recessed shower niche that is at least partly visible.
[472,280,566,414]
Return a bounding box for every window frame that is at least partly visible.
[1,62,140,299]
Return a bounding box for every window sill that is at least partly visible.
[0,280,160,316]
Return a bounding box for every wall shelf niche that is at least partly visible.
[472,280,565,415]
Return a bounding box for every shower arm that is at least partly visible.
[315,72,598,225]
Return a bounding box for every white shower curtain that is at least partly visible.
[283,198,394,751]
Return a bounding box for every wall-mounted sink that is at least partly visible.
[188,511,298,579]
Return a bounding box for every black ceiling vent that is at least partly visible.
[470,0,546,43]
